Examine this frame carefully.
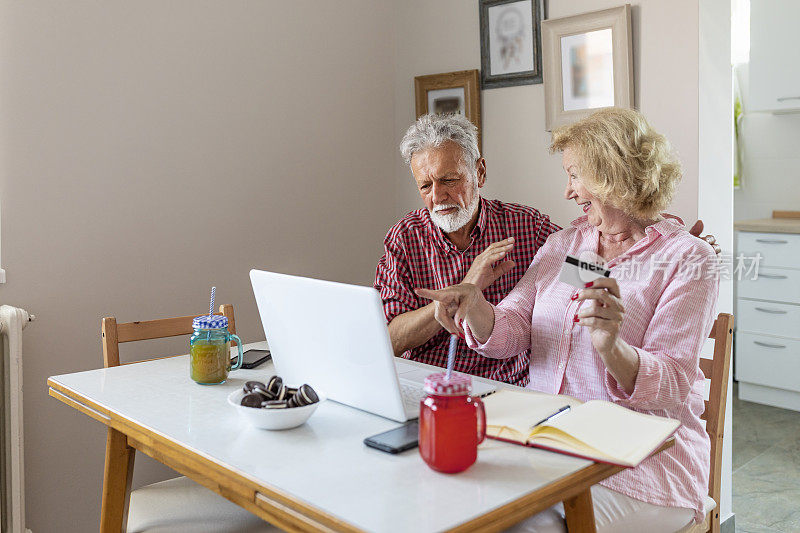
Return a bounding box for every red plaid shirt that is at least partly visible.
[375,197,561,385]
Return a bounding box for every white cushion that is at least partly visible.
[702,495,717,514]
[127,476,279,533]
[674,497,717,533]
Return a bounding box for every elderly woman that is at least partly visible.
[417,108,718,533]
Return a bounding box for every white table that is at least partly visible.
[48,342,657,532]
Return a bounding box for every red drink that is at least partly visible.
[419,373,486,473]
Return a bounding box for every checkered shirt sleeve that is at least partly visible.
[374,231,418,323]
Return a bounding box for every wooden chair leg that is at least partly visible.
[564,489,597,533]
[100,428,135,533]
[710,508,720,533]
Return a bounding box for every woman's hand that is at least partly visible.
[575,277,625,357]
[415,284,484,337]
[575,277,640,394]
[462,238,516,290]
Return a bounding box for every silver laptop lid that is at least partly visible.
[250,269,410,422]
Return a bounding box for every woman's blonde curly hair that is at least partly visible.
[550,108,682,220]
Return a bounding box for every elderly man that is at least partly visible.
[375,113,712,386]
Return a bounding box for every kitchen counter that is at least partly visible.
[735,217,800,234]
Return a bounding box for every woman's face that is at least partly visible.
[562,147,632,235]
[562,147,605,227]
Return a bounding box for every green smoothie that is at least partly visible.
[190,339,230,384]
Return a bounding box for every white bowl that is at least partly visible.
[227,388,325,430]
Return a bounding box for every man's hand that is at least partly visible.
[462,238,516,290]
[415,284,484,337]
[688,220,722,255]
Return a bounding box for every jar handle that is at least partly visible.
[474,396,486,444]
[230,334,244,370]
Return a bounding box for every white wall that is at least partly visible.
[699,0,734,521]
[734,63,800,221]
[393,0,700,229]
[0,2,396,532]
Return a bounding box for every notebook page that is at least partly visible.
[527,434,617,463]
[540,400,679,463]
[484,389,582,433]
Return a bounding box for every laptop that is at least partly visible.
[249,269,496,422]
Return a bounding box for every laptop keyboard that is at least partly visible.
[400,382,428,414]
[397,378,497,417]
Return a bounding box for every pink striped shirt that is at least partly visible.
[466,216,718,521]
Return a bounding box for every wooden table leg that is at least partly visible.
[564,488,596,533]
[100,428,135,533]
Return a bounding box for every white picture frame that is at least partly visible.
[541,5,634,130]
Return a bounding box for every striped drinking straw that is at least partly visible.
[446,334,458,380]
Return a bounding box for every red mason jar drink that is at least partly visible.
[419,372,486,473]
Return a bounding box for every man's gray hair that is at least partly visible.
[400,114,481,170]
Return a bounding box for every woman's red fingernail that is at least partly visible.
[584,282,594,288]
[573,315,579,323]
[459,334,465,340]
[570,293,579,301]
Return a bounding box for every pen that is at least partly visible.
[530,405,571,429]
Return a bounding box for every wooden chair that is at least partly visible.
[100,305,277,533]
[682,313,734,533]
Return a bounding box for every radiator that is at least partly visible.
[0,306,34,533]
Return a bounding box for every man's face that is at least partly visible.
[410,141,486,233]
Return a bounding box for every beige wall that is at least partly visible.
[0,2,396,531]
[0,1,712,531]
[393,0,700,229]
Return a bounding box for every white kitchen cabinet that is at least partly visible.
[749,0,800,112]
[735,216,800,411]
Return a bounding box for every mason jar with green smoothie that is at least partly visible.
[189,314,243,384]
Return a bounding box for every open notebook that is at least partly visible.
[484,389,679,467]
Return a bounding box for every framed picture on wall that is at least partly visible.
[479,0,543,89]
[541,5,634,130]
[414,69,482,151]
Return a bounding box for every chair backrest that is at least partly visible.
[699,312,734,530]
[101,304,236,368]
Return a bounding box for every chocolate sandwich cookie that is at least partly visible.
[274,385,288,401]
[266,375,283,396]
[287,395,301,408]
[284,387,298,406]
[288,384,319,407]
[298,384,319,404]
[243,381,266,394]
[240,393,265,408]
[252,385,276,401]
[261,400,288,409]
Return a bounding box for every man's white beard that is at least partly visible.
[429,192,480,233]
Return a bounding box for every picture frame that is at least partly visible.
[541,5,634,131]
[414,69,482,151]
[479,0,543,89]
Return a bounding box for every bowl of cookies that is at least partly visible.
[228,375,324,430]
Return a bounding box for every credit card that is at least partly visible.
[558,255,611,288]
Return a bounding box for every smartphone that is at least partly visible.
[233,349,272,369]
[363,421,419,454]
